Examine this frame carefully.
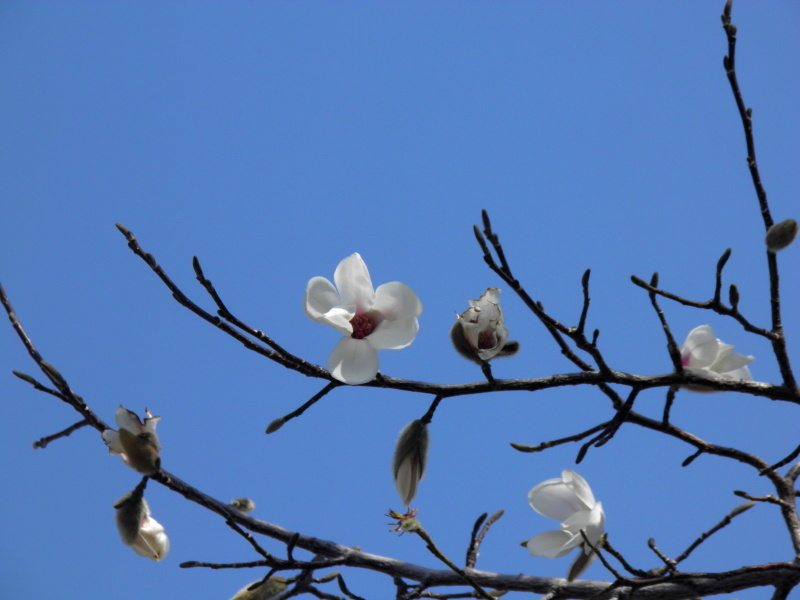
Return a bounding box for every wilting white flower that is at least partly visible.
[392,419,429,507]
[451,288,516,363]
[114,490,169,562]
[102,405,162,475]
[526,470,604,580]
[304,253,422,385]
[680,325,754,387]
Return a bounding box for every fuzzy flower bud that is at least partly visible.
[765,219,798,252]
[392,419,429,507]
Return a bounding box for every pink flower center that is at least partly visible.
[681,354,691,367]
[350,314,376,339]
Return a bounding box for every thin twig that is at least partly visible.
[510,421,611,454]
[266,382,340,433]
[601,539,648,578]
[33,419,89,449]
[673,502,755,566]
[465,510,504,569]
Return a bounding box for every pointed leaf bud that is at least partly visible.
[765,219,798,252]
[728,284,739,310]
[392,419,429,506]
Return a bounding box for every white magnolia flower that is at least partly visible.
[451,288,513,362]
[114,491,170,562]
[680,325,754,387]
[304,253,422,385]
[526,469,604,577]
[102,405,162,475]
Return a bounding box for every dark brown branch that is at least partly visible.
[673,502,755,566]
[266,382,341,433]
[510,421,611,454]
[720,3,796,390]
[33,419,89,449]
[644,272,682,371]
[760,443,800,476]
[465,510,504,569]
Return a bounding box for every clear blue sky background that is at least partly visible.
[1,2,798,599]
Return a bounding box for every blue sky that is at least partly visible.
[1,2,798,599]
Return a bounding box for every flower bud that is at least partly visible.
[229,577,288,600]
[451,288,518,363]
[114,489,169,561]
[765,219,798,252]
[392,420,429,507]
[230,497,256,513]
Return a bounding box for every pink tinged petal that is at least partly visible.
[115,405,143,433]
[526,530,580,559]
[562,470,596,510]
[334,253,375,313]
[528,478,586,522]
[304,277,343,324]
[680,325,719,368]
[327,337,379,385]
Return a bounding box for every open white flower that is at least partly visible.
[114,490,170,562]
[526,470,604,579]
[451,288,515,363]
[102,405,162,475]
[304,253,422,385]
[680,325,754,387]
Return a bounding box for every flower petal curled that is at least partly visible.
[526,530,579,559]
[334,253,375,313]
[681,325,719,368]
[327,337,379,385]
[304,277,343,324]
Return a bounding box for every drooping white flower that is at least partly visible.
[526,470,604,580]
[304,253,422,385]
[102,405,162,475]
[680,325,754,387]
[392,419,429,507]
[114,490,170,562]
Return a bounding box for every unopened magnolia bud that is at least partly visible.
[392,420,429,506]
[229,577,288,600]
[728,284,739,309]
[265,417,285,434]
[766,219,798,252]
[230,498,256,513]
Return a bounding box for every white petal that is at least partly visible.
[327,337,379,385]
[680,325,719,369]
[102,430,124,454]
[132,517,169,561]
[526,530,580,559]
[115,405,143,433]
[717,363,753,382]
[528,478,585,522]
[368,316,420,350]
[711,351,754,376]
[334,254,375,313]
[562,470,596,510]
[304,277,342,323]
[372,282,423,320]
